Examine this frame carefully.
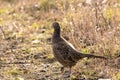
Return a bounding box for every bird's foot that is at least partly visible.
[62,70,71,78]
[60,66,64,73]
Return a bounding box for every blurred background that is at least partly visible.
[0,0,120,79]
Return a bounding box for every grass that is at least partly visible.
[0,0,120,79]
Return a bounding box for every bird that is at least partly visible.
[52,22,107,76]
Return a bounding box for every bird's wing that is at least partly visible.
[58,38,84,62]
[62,37,76,49]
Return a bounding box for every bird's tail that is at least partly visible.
[83,53,107,60]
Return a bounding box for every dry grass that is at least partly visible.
[0,0,120,79]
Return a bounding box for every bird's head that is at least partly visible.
[52,22,60,30]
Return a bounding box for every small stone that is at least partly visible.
[44,64,50,68]
[40,69,46,72]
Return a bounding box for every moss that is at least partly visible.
[113,72,120,80]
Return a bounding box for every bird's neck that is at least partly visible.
[52,29,61,43]
[53,29,60,38]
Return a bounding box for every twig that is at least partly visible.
[95,3,99,28]
[94,2,111,29]
[71,18,80,48]
[0,26,6,39]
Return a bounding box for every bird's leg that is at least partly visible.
[69,66,72,75]
[62,66,72,78]
[63,67,71,77]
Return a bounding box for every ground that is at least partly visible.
[0,0,120,80]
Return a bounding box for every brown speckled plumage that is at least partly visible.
[52,22,107,72]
